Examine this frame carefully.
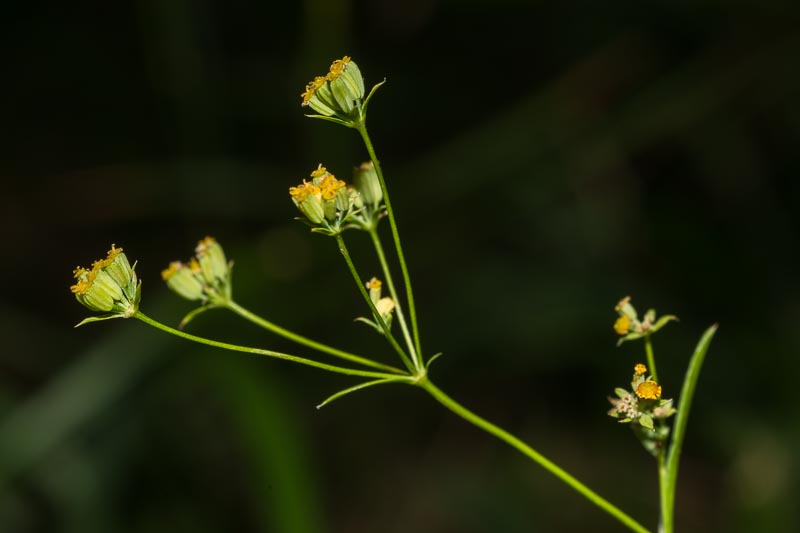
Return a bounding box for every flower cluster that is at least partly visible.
[608,363,676,454]
[355,277,396,334]
[613,296,677,346]
[301,56,365,118]
[161,237,232,306]
[70,245,140,326]
[300,56,384,127]
[289,165,361,235]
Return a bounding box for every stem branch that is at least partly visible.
[421,379,651,533]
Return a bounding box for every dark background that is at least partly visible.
[2,1,799,532]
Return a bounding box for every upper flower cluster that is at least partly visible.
[300,56,383,127]
[613,296,677,346]
[70,245,140,325]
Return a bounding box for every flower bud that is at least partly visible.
[353,161,383,208]
[195,237,229,287]
[70,245,140,325]
[162,238,233,306]
[161,261,205,301]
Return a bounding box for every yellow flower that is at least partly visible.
[70,245,140,324]
[634,363,647,375]
[635,381,662,400]
[614,315,630,335]
[326,56,351,81]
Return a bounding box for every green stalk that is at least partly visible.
[368,227,419,368]
[134,311,401,380]
[355,122,423,362]
[661,325,718,533]
[225,300,404,375]
[334,236,417,374]
[645,335,659,383]
[420,379,651,533]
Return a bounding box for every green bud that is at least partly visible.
[366,277,383,305]
[162,261,205,301]
[353,161,382,208]
[163,237,233,306]
[196,237,229,286]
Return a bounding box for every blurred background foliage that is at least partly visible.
[2,0,799,531]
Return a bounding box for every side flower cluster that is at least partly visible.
[613,296,677,346]
[70,245,140,326]
[355,277,396,334]
[289,165,362,235]
[608,363,676,454]
[161,237,232,306]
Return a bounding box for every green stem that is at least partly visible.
[420,379,651,533]
[134,311,401,380]
[368,227,419,368]
[658,453,669,533]
[225,300,404,375]
[662,325,718,533]
[355,122,423,363]
[334,236,417,374]
[645,334,659,383]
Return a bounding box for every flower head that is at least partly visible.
[162,237,232,306]
[290,165,360,235]
[613,296,678,346]
[300,56,382,127]
[634,363,647,375]
[70,245,140,326]
[635,380,662,400]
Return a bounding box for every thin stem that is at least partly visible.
[317,377,410,409]
[225,300,405,375]
[645,335,659,383]
[134,311,401,380]
[420,379,651,533]
[662,325,718,533]
[368,227,419,368]
[334,236,417,374]
[355,122,423,362]
[658,454,669,533]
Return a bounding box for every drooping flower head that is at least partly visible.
[300,56,383,126]
[70,245,140,326]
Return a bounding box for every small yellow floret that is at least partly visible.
[92,244,123,270]
[319,174,344,200]
[614,315,630,335]
[70,268,97,295]
[366,277,382,290]
[188,258,202,273]
[310,164,328,178]
[634,363,647,375]
[289,180,321,202]
[635,381,662,400]
[196,237,216,252]
[161,261,183,281]
[301,76,326,106]
[326,56,351,81]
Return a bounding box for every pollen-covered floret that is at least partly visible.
[635,380,662,400]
